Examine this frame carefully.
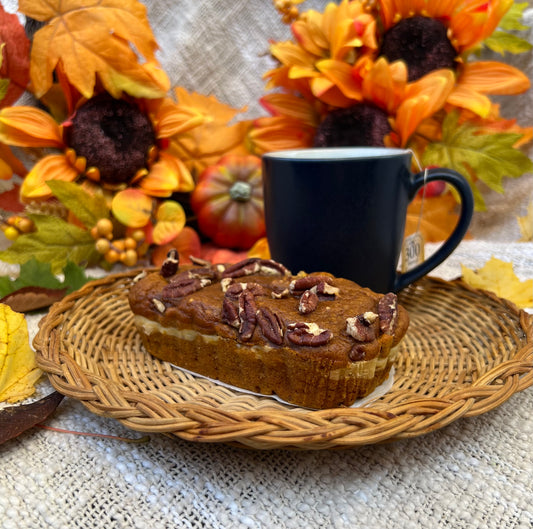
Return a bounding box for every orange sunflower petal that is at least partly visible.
[362,57,407,113]
[396,70,455,146]
[20,154,78,201]
[457,61,531,96]
[248,116,315,155]
[153,98,205,138]
[0,157,12,180]
[259,93,319,127]
[0,106,64,148]
[316,59,364,101]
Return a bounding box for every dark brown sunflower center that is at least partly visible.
[313,103,391,147]
[65,93,156,184]
[380,15,457,81]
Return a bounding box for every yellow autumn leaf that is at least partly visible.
[152,200,186,245]
[461,256,533,309]
[19,0,169,99]
[0,304,42,403]
[517,201,533,242]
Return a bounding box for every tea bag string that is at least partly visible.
[408,149,428,234]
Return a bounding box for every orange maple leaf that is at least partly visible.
[19,0,170,100]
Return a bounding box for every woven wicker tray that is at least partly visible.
[34,270,533,450]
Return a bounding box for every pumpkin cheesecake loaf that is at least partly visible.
[128,253,409,409]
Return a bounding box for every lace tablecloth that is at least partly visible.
[1,240,532,529]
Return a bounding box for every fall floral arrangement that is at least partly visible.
[0,0,532,276]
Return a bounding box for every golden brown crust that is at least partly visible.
[128,258,409,409]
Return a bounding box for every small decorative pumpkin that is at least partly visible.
[190,154,266,249]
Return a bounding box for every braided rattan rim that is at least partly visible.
[34,269,533,450]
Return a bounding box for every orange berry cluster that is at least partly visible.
[1,215,35,241]
[90,218,147,267]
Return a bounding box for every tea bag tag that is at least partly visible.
[401,232,425,272]
[401,152,426,272]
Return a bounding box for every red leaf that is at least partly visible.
[0,5,31,107]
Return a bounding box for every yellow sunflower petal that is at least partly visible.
[0,107,64,148]
[111,188,153,228]
[447,84,493,118]
[362,57,407,113]
[20,154,78,201]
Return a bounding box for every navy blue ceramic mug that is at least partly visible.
[262,147,474,293]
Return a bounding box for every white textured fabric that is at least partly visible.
[1,2,533,528]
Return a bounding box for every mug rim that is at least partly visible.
[262,147,409,161]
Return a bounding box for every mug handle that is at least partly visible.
[394,168,474,292]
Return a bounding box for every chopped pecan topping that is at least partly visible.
[189,255,211,267]
[220,277,233,292]
[378,293,398,335]
[162,277,211,299]
[256,306,284,345]
[133,270,147,283]
[346,312,378,342]
[348,344,366,362]
[187,267,217,281]
[238,290,257,341]
[152,298,166,313]
[298,289,318,314]
[222,298,240,328]
[160,249,180,278]
[286,322,332,347]
[271,288,290,299]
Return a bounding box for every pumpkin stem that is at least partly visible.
[229,181,252,202]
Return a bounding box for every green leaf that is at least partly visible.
[498,2,530,31]
[0,215,99,273]
[484,31,532,55]
[47,180,109,229]
[422,112,533,211]
[0,257,91,298]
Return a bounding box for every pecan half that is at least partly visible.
[221,258,261,279]
[290,276,339,297]
[346,312,378,342]
[258,259,291,276]
[189,255,211,267]
[298,289,318,314]
[160,249,179,278]
[256,306,284,345]
[162,277,211,299]
[238,290,257,341]
[222,298,240,328]
[378,293,398,335]
[286,322,332,347]
[224,282,266,300]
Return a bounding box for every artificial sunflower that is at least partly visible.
[376,0,531,117]
[0,92,203,221]
[265,0,379,107]
[251,58,455,152]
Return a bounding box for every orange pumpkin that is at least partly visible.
[190,154,266,249]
